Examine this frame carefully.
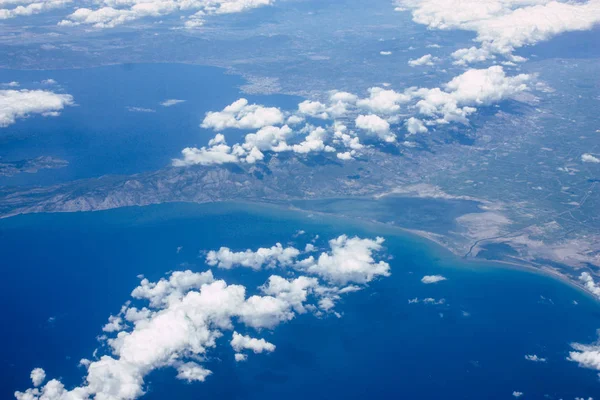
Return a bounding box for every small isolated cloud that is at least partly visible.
[524,354,547,363]
[408,297,446,305]
[234,353,248,362]
[582,153,600,163]
[380,51,393,55]
[160,99,186,107]
[421,275,447,284]
[41,79,57,85]
[0,89,74,127]
[512,391,523,398]
[231,332,276,353]
[30,368,46,387]
[127,106,155,113]
[408,54,437,67]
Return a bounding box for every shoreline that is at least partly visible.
[1,198,597,302]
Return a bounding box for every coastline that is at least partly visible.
[0,198,597,302]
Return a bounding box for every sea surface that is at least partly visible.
[1,202,599,400]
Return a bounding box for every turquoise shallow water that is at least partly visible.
[1,202,599,399]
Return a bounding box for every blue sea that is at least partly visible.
[1,202,599,400]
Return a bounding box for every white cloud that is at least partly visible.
[230,332,276,353]
[206,235,391,286]
[295,235,391,285]
[569,330,600,372]
[408,54,437,67]
[0,89,74,127]
[176,362,212,382]
[160,99,186,107]
[524,354,547,362]
[298,100,329,119]
[412,66,529,124]
[206,243,300,270]
[405,117,428,134]
[127,106,155,113]
[201,98,284,131]
[357,87,410,114]
[421,275,447,284]
[172,134,240,166]
[579,272,600,298]
[59,0,274,29]
[234,353,248,362]
[397,0,600,63]
[582,153,600,163]
[512,391,523,398]
[408,297,446,305]
[30,368,46,387]
[355,114,396,143]
[380,51,393,55]
[0,0,71,20]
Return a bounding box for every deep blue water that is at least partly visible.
[0,64,301,187]
[1,202,600,400]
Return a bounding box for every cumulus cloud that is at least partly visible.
[405,117,428,134]
[0,0,71,20]
[512,391,523,398]
[579,272,600,298]
[356,87,410,114]
[397,0,600,63]
[206,243,300,270]
[172,134,240,166]
[230,332,276,353]
[201,98,284,131]
[568,331,600,372]
[295,235,391,285]
[355,114,396,142]
[15,234,391,400]
[412,66,530,124]
[421,275,447,284]
[0,89,74,127]
[59,0,274,29]
[206,235,391,286]
[582,153,600,163]
[30,368,46,387]
[408,54,437,67]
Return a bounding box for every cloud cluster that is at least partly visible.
[0,0,71,20]
[207,234,391,285]
[174,66,530,167]
[0,89,74,127]
[58,0,274,29]
[397,0,600,64]
[15,234,391,400]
